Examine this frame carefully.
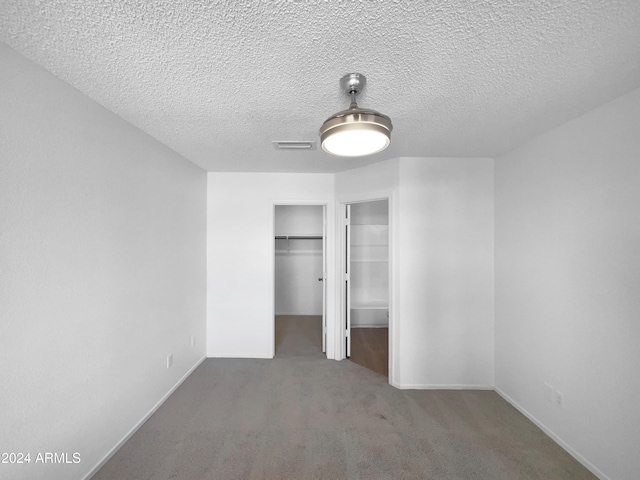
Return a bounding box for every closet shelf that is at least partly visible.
[275,250,322,255]
[351,299,389,309]
[275,235,323,240]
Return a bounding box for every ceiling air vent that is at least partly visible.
[272,141,316,150]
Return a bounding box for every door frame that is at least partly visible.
[270,200,335,359]
[337,190,396,386]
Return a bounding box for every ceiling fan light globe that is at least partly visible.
[321,126,390,157]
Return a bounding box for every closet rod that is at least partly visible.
[275,235,323,240]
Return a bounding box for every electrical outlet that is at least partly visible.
[554,390,564,408]
[166,354,173,369]
[544,383,553,403]
[191,336,196,347]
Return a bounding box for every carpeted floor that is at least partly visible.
[93,317,596,479]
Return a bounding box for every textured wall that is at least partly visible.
[495,87,640,480]
[0,43,207,480]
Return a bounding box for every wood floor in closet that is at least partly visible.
[275,315,388,378]
[275,315,323,358]
[350,327,389,378]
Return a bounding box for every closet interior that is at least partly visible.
[349,199,389,378]
[274,205,325,357]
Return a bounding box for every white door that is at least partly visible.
[321,205,327,353]
[345,204,352,358]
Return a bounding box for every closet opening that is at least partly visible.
[274,205,327,358]
[343,199,390,379]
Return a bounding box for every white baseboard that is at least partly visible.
[394,383,493,390]
[83,355,206,480]
[494,387,609,480]
[207,352,274,359]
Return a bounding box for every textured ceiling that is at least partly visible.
[2,1,640,173]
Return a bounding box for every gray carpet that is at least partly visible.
[93,318,595,480]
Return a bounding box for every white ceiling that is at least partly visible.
[2,1,640,173]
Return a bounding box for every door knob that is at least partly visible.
[318,277,324,282]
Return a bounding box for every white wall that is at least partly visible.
[274,205,323,236]
[275,206,323,315]
[335,158,494,388]
[495,87,640,480]
[335,158,400,199]
[335,159,400,375]
[350,198,389,225]
[207,173,334,358]
[397,157,494,389]
[0,43,207,480]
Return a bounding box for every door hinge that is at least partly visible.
[345,329,350,338]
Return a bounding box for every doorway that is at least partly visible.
[274,205,327,358]
[343,199,390,378]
